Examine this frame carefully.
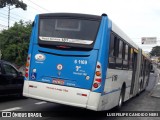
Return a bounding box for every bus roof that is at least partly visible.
[38,13,102,21]
[111,21,139,50]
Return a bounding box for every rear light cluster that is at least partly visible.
[25,54,31,79]
[92,62,102,90]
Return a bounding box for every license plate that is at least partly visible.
[52,79,64,85]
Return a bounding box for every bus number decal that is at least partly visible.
[74,59,88,65]
[76,66,81,71]
[73,59,88,76]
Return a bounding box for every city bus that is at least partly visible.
[23,13,151,111]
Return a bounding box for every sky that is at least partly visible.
[0,0,160,52]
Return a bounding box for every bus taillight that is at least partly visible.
[93,83,99,88]
[97,65,101,68]
[25,73,29,78]
[95,78,102,83]
[26,62,30,67]
[25,54,31,79]
[96,71,101,76]
[92,62,102,90]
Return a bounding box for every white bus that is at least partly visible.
[23,13,151,111]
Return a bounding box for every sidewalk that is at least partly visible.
[151,82,160,98]
[150,68,160,98]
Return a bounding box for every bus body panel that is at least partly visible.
[23,80,102,111]
[23,80,90,108]
[91,16,111,93]
[29,46,98,90]
[99,68,132,110]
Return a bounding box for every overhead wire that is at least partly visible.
[0,24,7,27]
[1,9,30,21]
[0,0,52,30]
[0,24,7,28]
[27,0,51,12]
[26,4,43,13]
[0,12,20,21]
[0,24,7,31]
[0,18,8,23]
[0,0,51,24]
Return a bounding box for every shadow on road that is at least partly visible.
[0,96,25,103]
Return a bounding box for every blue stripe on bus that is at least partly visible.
[102,85,131,96]
[102,88,121,96]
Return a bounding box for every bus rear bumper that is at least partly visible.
[23,80,100,110]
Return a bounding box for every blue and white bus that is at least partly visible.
[23,13,151,111]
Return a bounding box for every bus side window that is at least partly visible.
[141,56,144,76]
[115,39,123,69]
[108,32,116,69]
[125,45,128,61]
[123,44,128,70]
[115,38,119,57]
[122,42,125,60]
[118,40,123,59]
[109,33,115,56]
[128,47,133,70]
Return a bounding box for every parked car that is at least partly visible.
[0,60,24,97]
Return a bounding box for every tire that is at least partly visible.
[116,87,125,110]
[137,81,142,96]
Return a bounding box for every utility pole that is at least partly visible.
[8,5,10,29]
[8,5,15,29]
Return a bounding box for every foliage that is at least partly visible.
[150,46,160,57]
[0,0,27,10]
[0,20,32,66]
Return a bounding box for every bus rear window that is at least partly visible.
[38,18,100,50]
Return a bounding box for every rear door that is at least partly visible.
[130,51,138,95]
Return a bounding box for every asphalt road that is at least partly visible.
[0,72,159,120]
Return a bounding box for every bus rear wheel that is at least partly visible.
[116,87,125,110]
[137,81,142,96]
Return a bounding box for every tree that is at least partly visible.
[0,20,32,66]
[0,0,27,28]
[150,46,160,56]
[0,0,27,10]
